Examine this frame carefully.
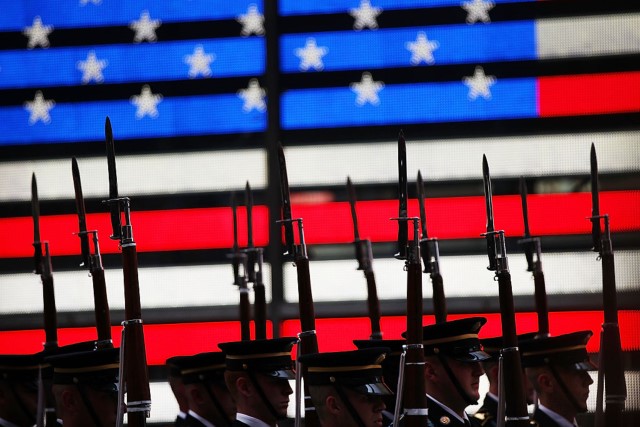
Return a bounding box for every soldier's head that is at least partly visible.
[481,332,538,404]
[166,355,190,413]
[0,353,40,427]
[522,331,595,419]
[300,348,392,427]
[180,351,236,426]
[219,337,297,427]
[409,317,490,415]
[47,347,120,427]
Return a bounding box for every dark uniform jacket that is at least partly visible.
[472,393,498,427]
[184,413,210,427]
[174,413,189,427]
[531,407,576,427]
[427,396,481,427]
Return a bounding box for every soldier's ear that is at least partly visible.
[423,359,437,381]
[325,394,341,415]
[235,375,253,397]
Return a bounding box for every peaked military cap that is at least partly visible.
[166,355,191,378]
[178,352,227,384]
[40,340,103,381]
[353,339,405,392]
[299,348,393,396]
[0,353,42,389]
[404,317,491,362]
[520,331,596,371]
[481,332,539,360]
[45,347,120,392]
[218,337,297,379]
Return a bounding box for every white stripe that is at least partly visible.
[2,131,639,202]
[283,131,640,187]
[537,13,640,59]
[0,264,271,314]
[283,250,640,302]
[147,382,179,424]
[0,148,266,202]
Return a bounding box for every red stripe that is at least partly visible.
[1,191,638,258]
[539,72,640,117]
[0,206,270,258]
[0,311,637,364]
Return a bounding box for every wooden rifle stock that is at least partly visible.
[253,249,267,340]
[430,272,447,324]
[597,221,626,427]
[121,243,151,427]
[401,220,428,427]
[532,266,549,337]
[90,264,112,347]
[364,268,382,340]
[496,270,529,426]
[40,245,58,350]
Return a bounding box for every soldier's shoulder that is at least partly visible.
[471,409,496,427]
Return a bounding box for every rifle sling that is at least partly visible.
[202,381,232,427]
[333,384,367,427]
[437,353,477,406]
[547,364,584,413]
[77,382,105,427]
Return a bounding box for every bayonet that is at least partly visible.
[519,177,534,271]
[417,170,446,323]
[245,181,257,283]
[32,173,43,274]
[482,155,497,271]
[278,145,297,258]
[395,131,408,260]
[105,117,122,240]
[590,144,602,254]
[72,157,91,268]
[347,176,382,339]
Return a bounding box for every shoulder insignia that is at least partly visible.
[471,410,495,426]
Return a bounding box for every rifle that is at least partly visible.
[590,144,626,427]
[276,144,319,427]
[230,191,251,341]
[346,176,382,340]
[103,117,151,427]
[517,177,549,337]
[391,132,428,427]
[416,170,447,323]
[482,155,530,427]
[245,181,267,339]
[72,157,113,349]
[32,173,58,427]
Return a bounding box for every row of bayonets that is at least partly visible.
[30,119,625,427]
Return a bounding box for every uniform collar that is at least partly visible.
[188,409,217,427]
[538,404,578,427]
[236,412,274,427]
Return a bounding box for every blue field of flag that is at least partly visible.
[0,0,263,31]
[0,38,265,89]
[281,77,537,129]
[281,21,536,72]
[0,93,266,145]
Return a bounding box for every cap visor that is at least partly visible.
[354,382,394,396]
[264,368,296,380]
[455,350,492,362]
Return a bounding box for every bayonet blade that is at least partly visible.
[231,192,239,253]
[519,176,534,271]
[105,117,121,240]
[31,173,43,274]
[346,177,360,242]
[395,131,408,259]
[245,181,254,249]
[72,158,91,267]
[417,170,428,240]
[590,143,602,253]
[482,155,497,270]
[277,144,295,256]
